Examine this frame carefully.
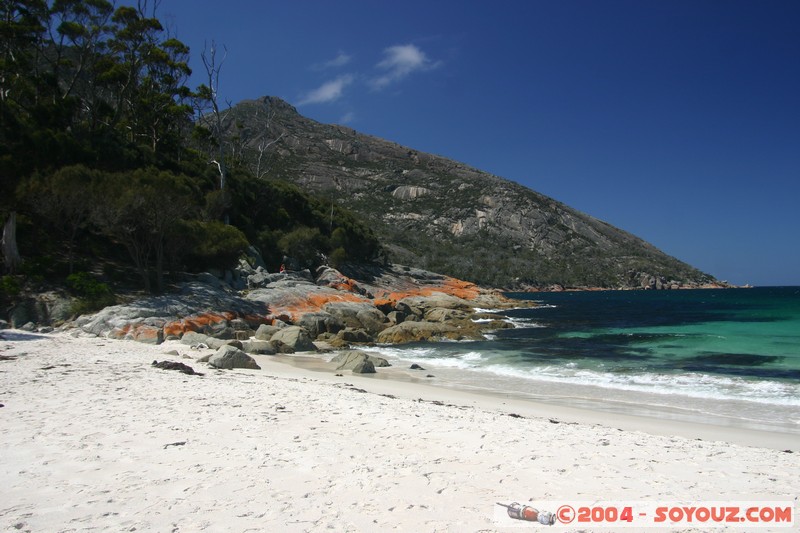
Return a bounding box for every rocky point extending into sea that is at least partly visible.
[1,257,530,372]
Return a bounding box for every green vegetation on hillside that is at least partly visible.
[0,0,381,304]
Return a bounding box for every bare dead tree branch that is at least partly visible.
[253,101,285,179]
[198,40,231,224]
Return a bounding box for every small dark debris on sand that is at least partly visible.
[152,360,202,376]
[409,363,425,370]
[333,383,368,393]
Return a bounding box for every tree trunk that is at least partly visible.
[2,212,23,274]
[124,237,151,294]
[154,234,165,294]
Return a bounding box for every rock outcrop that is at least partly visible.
[208,345,261,370]
[70,263,528,348]
[269,326,316,352]
[6,291,76,328]
[330,350,390,371]
[376,321,461,344]
[74,281,269,340]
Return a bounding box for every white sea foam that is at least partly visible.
[471,315,544,329]
[505,317,546,329]
[472,307,503,314]
[414,352,486,370]
[375,346,486,370]
[481,363,800,406]
[373,346,439,360]
[374,345,800,407]
[459,351,484,362]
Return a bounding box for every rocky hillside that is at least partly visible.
[222,96,716,289]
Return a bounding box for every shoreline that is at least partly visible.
[267,350,799,452]
[4,328,797,450]
[2,330,797,531]
[367,349,800,438]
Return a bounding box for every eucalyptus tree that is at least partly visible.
[0,0,195,278]
[1,0,50,272]
[104,1,192,162]
[193,40,231,223]
[89,168,195,293]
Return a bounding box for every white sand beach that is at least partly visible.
[1,330,797,532]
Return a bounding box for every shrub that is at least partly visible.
[181,220,250,271]
[328,247,347,268]
[255,229,283,271]
[1,275,21,301]
[66,272,116,316]
[278,226,328,269]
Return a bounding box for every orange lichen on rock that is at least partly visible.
[433,277,481,300]
[373,277,480,308]
[131,324,163,344]
[240,313,273,327]
[108,323,133,340]
[328,275,363,293]
[267,291,368,322]
[163,312,237,337]
[108,323,162,344]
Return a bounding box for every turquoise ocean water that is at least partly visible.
[370,287,800,435]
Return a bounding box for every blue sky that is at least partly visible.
[158,1,800,286]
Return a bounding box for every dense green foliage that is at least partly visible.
[65,270,115,315]
[0,1,381,296]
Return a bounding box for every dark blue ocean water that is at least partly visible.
[372,287,800,432]
[500,286,800,383]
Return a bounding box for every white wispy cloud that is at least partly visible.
[298,74,354,105]
[312,51,352,71]
[325,52,352,68]
[370,44,439,90]
[299,44,438,107]
[339,111,355,124]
